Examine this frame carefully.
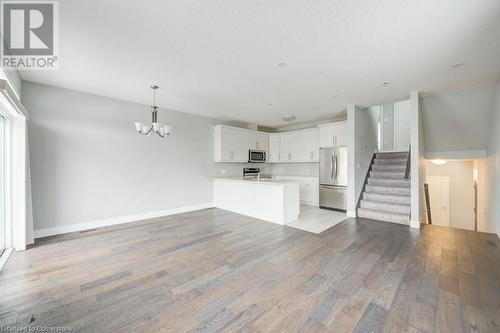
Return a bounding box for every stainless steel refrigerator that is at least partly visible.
[319,146,348,211]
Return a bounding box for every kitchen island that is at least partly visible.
[212,177,300,225]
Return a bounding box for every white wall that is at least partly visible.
[23,82,251,234]
[380,103,395,151]
[421,82,497,158]
[410,92,426,227]
[349,105,378,214]
[425,160,474,231]
[486,80,500,237]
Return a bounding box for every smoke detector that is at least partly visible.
[281,115,296,122]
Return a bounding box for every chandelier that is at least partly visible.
[134,85,173,138]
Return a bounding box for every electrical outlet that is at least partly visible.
[136,198,143,205]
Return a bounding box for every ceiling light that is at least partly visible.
[267,103,273,106]
[431,159,447,165]
[382,81,391,88]
[281,115,296,122]
[277,62,287,67]
[332,94,339,98]
[451,62,464,69]
[134,85,173,138]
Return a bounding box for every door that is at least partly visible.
[268,134,280,163]
[279,133,292,162]
[319,185,346,210]
[334,146,348,187]
[320,148,334,185]
[427,176,449,227]
[302,129,319,161]
[256,132,269,152]
[394,100,411,151]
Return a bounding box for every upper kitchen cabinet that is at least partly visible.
[268,134,280,163]
[214,125,248,163]
[256,132,269,152]
[300,128,319,162]
[319,121,348,147]
[279,133,293,162]
[214,125,269,163]
[277,128,319,163]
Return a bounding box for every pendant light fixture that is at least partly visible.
[134,85,173,138]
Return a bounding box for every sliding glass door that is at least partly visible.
[0,114,4,255]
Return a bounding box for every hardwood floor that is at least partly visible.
[1,208,500,332]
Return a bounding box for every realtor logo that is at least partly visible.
[1,1,59,70]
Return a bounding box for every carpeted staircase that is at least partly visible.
[358,152,410,224]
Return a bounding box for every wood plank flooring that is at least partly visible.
[1,208,500,332]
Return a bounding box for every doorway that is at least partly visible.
[425,159,485,231]
[426,176,449,227]
[375,99,411,152]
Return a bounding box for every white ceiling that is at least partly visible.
[20,0,500,128]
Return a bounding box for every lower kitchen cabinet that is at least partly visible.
[273,175,319,206]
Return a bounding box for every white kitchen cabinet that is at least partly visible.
[279,133,293,162]
[214,125,248,162]
[256,132,269,152]
[214,124,319,163]
[246,131,258,150]
[300,129,319,162]
[268,134,280,163]
[319,121,348,147]
[272,175,319,205]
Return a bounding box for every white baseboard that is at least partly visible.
[34,203,214,238]
[410,220,420,229]
[347,210,357,218]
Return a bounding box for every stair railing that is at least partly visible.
[356,153,377,215]
[404,145,411,180]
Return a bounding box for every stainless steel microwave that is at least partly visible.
[248,150,266,163]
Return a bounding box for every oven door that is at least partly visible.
[249,150,266,163]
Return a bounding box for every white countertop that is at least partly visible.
[210,176,300,185]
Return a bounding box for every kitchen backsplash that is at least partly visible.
[215,163,319,177]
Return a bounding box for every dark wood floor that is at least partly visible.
[1,208,500,332]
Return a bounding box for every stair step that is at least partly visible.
[368,178,410,187]
[360,200,410,214]
[376,152,409,159]
[374,158,407,165]
[366,185,411,195]
[370,171,405,179]
[358,208,409,225]
[372,165,406,172]
[363,192,411,205]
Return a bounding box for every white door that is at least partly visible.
[301,129,319,161]
[256,132,269,152]
[427,176,449,227]
[268,134,280,163]
[394,100,411,151]
[280,133,292,162]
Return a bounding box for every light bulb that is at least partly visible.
[134,122,144,133]
[152,122,162,132]
[163,125,173,135]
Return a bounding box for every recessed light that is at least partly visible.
[451,62,464,69]
[332,94,339,98]
[277,62,287,67]
[235,112,241,116]
[281,115,296,122]
[267,103,273,106]
[382,81,391,88]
